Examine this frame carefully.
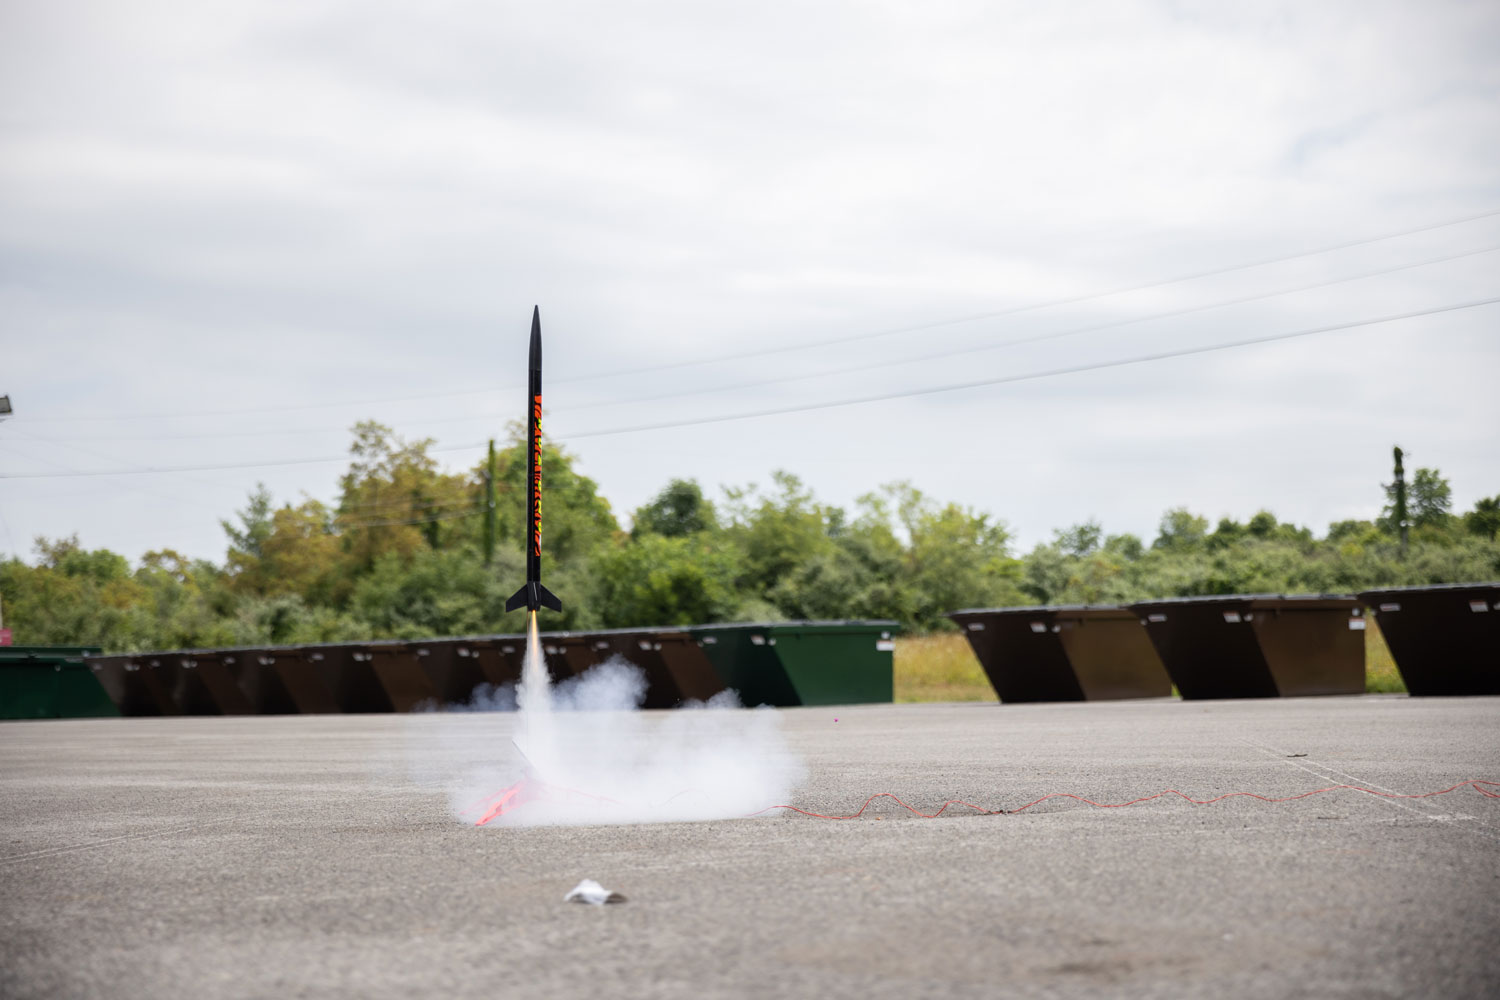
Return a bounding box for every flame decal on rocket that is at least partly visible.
[505,308,562,614]
[531,394,543,559]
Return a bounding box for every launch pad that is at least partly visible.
[2,697,1498,999]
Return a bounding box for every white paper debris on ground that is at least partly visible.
[565,879,626,905]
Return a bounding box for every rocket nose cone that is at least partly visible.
[529,306,541,370]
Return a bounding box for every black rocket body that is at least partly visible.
[505,306,563,614]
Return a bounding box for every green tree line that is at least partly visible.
[3,424,1497,652]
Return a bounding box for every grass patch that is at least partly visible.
[894,633,997,703]
[1364,614,1407,694]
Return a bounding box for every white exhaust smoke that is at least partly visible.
[417,616,804,827]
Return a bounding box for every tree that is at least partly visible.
[257,500,342,602]
[222,484,274,572]
[1,538,154,650]
[1246,510,1278,538]
[1379,446,1409,552]
[1464,496,1500,541]
[349,547,518,638]
[1328,519,1369,542]
[483,421,619,564]
[1153,508,1208,551]
[590,534,741,628]
[132,550,239,650]
[721,471,838,597]
[1409,468,1452,528]
[870,482,1022,629]
[1104,533,1144,560]
[632,478,718,538]
[1207,517,1245,551]
[35,534,132,583]
[339,421,477,572]
[1054,520,1102,557]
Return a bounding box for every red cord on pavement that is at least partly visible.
[466,778,1498,825]
[750,778,1500,820]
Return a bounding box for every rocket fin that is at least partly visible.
[505,584,530,613]
[505,581,563,613]
[535,582,562,612]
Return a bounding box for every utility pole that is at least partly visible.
[483,438,497,565]
[0,396,10,644]
[1393,445,1409,557]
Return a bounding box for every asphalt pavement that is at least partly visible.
[2,695,1498,999]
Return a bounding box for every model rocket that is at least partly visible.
[505,306,563,614]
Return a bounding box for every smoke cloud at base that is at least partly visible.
[407,657,804,827]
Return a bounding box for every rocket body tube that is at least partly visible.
[505,307,562,614]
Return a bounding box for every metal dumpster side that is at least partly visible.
[1,646,114,719]
[1056,606,1173,700]
[1129,595,1362,699]
[1360,583,1500,696]
[301,644,396,713]
[688,624,800,707]
[948,608,1084,703]
[765,621,897,706]
[85,653,176,716]
[1248,596,1365,696]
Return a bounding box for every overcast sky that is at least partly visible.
[2,0,1498,565]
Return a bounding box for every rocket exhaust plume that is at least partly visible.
[456,650,803,827]
[409,307,802,827]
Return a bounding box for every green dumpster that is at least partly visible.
[688,621,897,707]
[1,646,117,720]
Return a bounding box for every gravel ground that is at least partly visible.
[2,695,1497,999]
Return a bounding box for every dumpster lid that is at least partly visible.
[949,605,1126,617]
[1357,582,1499,599]
[687,619,900,632]
[1128,593,1359,610]
[2,644,103,665]
[538,626,695,641]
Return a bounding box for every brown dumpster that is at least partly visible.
[1055,606,1170,699]
[302,644,396,713]
[1360,583,1500,696]
[488,635,528,684]
[410,636,528,707]
[222,648,295,714]
[225,647,340,714]
[172,650,254,715]
[633,629,725,703]
[415,639,489,706]
[949,607,1082,702]
[1129,595,1365,699]
[86,654,177,716]
[574,630,694,708]
[363,642,440,712]
[948,606,1170,702]
[544,633,599,681]
[138,651,241,715]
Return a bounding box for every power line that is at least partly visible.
[333,508,484,530]
[333,495,483,514]
[558,209,1500,383]
[551,294,1500,440]
[559,243,1500,415]
[6,294,1495,478]
[0,446,482,481]
[0,442,614,483]
[19,206,1500,425]
[19,241,1499,443]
